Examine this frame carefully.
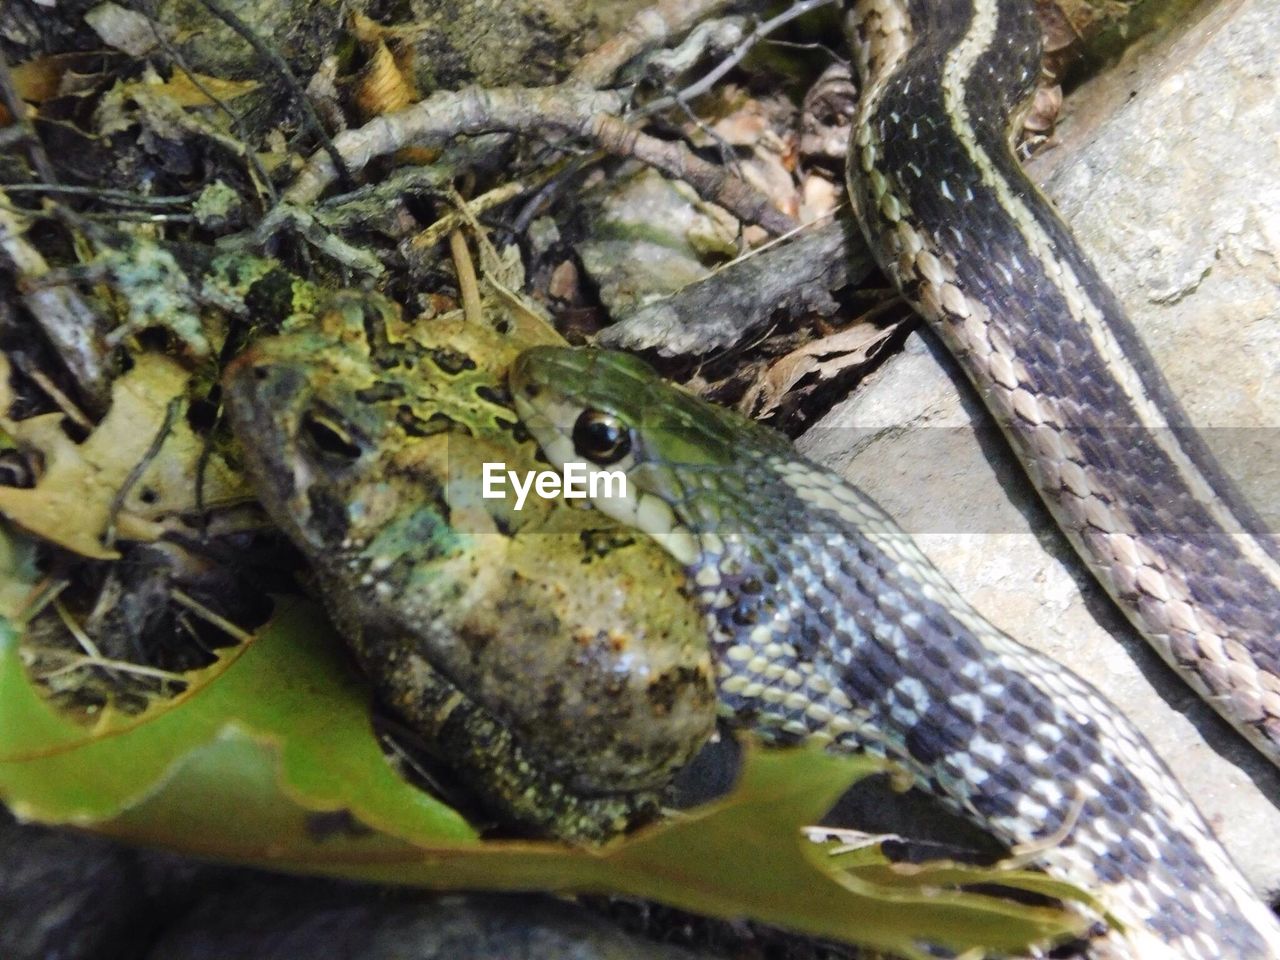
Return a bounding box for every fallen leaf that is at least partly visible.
[0,353,249,559]
[135,71,259,110]
[744,318,903,418]
[0,519,1088,956]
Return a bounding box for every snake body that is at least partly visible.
[513,348,1279,957]
[849,0,1280,764]
[509,2,1280,954]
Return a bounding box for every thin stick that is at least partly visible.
[42,654,189,685]
[449,229,484,326]
[23,366,95,434]
[54,600,105,660]
[193,0,353,189]
[638,0,842,117]
[570,0,736,87]
[170,589,255,645]
[284,84,797,235]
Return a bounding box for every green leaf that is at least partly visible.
[0,523,1087,957]
[0,580,472,844]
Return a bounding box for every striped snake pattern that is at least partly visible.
[849,0,1280,764]
[513,348,1280,958]
[508,1,1280,954]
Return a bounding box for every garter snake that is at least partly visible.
[509,1,1280,955]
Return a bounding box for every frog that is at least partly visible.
[221,283,716,842]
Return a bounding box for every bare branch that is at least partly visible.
[570,0,737,87]
[284,84,624,206]
[284,84,797,235]
[598,217,871,356]
[0,193,112,413]
[639,0,842,117]
[589,112,797,235]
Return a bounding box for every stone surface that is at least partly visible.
[576,168,728,317]
[798,0,1280,894]
[0,813,716,960]
[147,886,708,960]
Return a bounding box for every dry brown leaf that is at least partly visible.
[351,36,435,164]
[348,11,394,44]
[135,71,259,109]
[0,53,88,123]
[744,320,902,418]
[354,40,416,118]
[0,354,249,559]
[7,57,70,105]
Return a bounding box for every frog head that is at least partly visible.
[224,292,716,823]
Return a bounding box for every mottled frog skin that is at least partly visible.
[223,288,715,841]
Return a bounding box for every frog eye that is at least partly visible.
[571,410,631,465]
[302,411,364,461]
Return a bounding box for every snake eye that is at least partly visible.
[571,410,631,465]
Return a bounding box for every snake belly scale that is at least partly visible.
[508,2,1280,955]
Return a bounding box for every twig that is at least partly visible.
[80,210,198,224]
[54,600,106,660]
[0,47,57,184]
[668,89,746,186]
[643,17,748,84]
[171,588,255,644]
[243,204,385,276]
[598,216,872,356]
[0,192,112,413]
[284,84,626,206]
[319,163,453,208]
[20,364,95,434]
[449,229,484,326]
[589,112,797,235]
[570,0,738,87]
[1,184,197,208]
[638,0,842,117]
[192,0,353,189]
[136,0,276,205]
[443,188,512,283]
[104,396,184,550]
[41,651,190,685]
[16,577,70,630]
[510,154,597,236]
[411,179,531,255]
[284,84,797,235]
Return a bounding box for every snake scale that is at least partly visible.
[509,0,1280,956]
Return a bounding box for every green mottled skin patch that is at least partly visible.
[223,284,715,842]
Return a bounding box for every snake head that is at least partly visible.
[511,347,793,552]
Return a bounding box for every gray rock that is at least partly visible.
[798,0,1280,894]
[147,887,708,960]
[0,812,719,960]
[575,168,726,317]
